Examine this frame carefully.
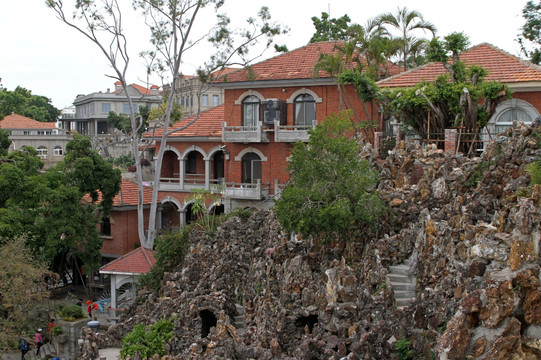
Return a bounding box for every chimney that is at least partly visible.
[150,85,159,96]
[11,111,15,116]
[114,81,122,92]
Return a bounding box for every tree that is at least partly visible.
[0,236,54,349]
[0,86,60,122]
[47,0,286,249]
[518,0,541,64]
[309,12,351,43]
[382,32,512,154]
[0,129,10,157]
[0,136,120,294]
[378,7,436,71]
[275,110,386,240]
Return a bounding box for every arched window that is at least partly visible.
[53,146,63,156]
[241,152,261,183]
[294,94,316,126]
[242,96,260,127]
[37,146,48,159]
[494,108,533,134]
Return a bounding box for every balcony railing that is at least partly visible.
[158,174,225,192]
[274,120,317,142]
[222,121,269,143]
[224,180,269,200]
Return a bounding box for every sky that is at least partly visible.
[0,0,531,110]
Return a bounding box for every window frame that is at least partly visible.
[294,94,316,126]
[242,95,260,127]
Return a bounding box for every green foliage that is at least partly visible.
[186,188,224,237]
[0,237,52,349]
[148,101,182,126]
[467,160,494,188]
[0,129,11,157]
[106,154,135,169]
[338,70,379,102]
[275,110,386,241]
[138,228,191,290]
[395,338,413,360]
[0,86,60,122]
[120,319,174,359]
[51,326,63,336]
[526,161,541,185]
[518,1,541,64]
[59,305,85,322]
[309,12,351,43]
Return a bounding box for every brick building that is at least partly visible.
[377,43,541,152]
[145,41,387,228]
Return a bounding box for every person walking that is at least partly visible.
[19,336,29,360]
[34,329,44,356]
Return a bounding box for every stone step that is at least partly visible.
[391,282,416,291]
[396,297,415,308]
[387,273,415,284]
[393,290,416,299]
[388,264,410,276]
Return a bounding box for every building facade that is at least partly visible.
[62,82,162,137]
[0,112,72,167]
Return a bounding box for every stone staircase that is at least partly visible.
[27,342,57,360]
[234,304,246,335]
[388,259,416,309]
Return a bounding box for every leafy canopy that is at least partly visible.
[0,86,60,122]
[275,110,386,240]
[309,12,352,43]
[518,1,541,64]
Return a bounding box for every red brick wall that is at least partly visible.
[514,91,541,113]
[100,207,150,257]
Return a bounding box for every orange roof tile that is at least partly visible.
[144,104,223,139]
[217,41,399,84]
[83,179,153,207]
[99,246,155,274]
[378,43,541,88]
[112,83,159,95]
[219,42,344,83]
[0,113,58,129]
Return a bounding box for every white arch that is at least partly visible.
[180,144,207,160]
[160,196,183,210]
[489,98,540,125]
[162,145,182,159]
[206,145,226,160]
[180,198,196,212]
[116,276,137,289]
[286,88,323,104]
[234,146,268,162]
[234,90,265,105]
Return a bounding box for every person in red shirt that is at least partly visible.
[48,319,56,335]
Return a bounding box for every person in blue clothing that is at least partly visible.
[19,336,29,360]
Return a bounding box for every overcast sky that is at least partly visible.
[0,0,530,110]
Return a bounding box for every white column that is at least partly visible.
[179,158,185,190]
[110,274,117,321]
[204,159,210,190]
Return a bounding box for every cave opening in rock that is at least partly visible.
[200,309,217,338]
[295,314,318,334]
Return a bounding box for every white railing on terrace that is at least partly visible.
[222,121,269,142]
[274,119,317,142]
[224,180,269,200]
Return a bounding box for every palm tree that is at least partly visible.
[378,7,436,71]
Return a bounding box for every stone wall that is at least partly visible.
[101,122,541,359]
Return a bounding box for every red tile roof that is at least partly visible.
[99,246,155,274]
[83,179,153,207]
[112,83,159,95]
[219,42,345,83]
[378,43,541,88]
[0,113,58,129]
[217,41,400,84]
[144,104,223,139]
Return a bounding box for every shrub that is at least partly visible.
[395,338,413,360]
[120,319,173,359]
[59,304,85,321]
[127,165,136,172]
[52,326,63,336]
[140,158,151,166]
